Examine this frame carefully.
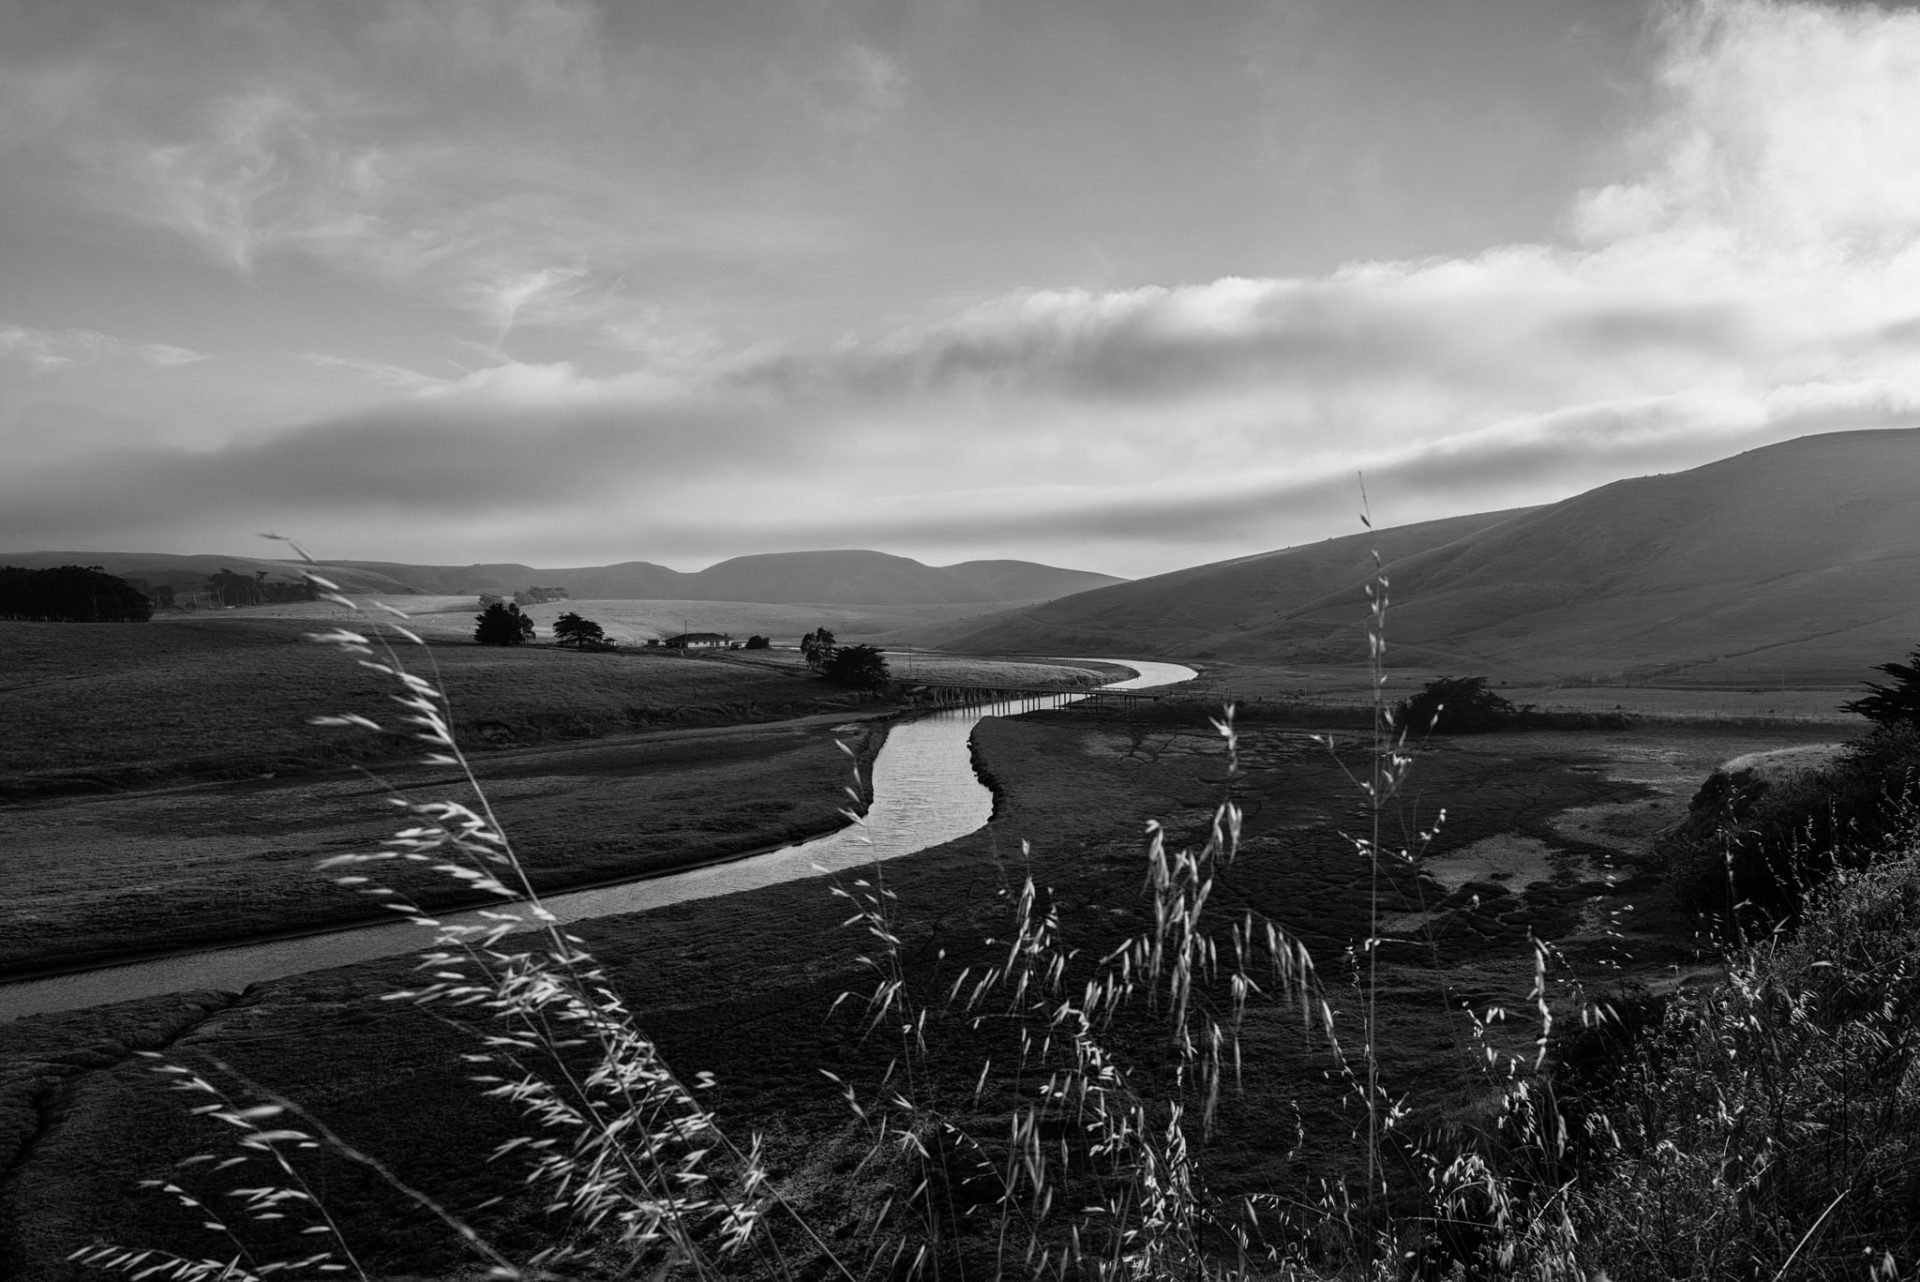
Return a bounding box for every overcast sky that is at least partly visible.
[3,0,1918,578]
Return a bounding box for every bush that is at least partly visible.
[744,634,771,650]
[1393,675,1517,734]
[820,642,890,689]
[1565,828,1920,1279]
[472,601,535,646]
[1665,724,1920,929]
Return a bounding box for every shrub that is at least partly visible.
[472,601,535,646]
[820,641,890,689]
[1393,674,1517,734]
[1665,723,1920,930]
[1564,825,1920,1279]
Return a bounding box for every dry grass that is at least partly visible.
[0,617,884,797]
[0,720,882,974]
[225,594,1007,644]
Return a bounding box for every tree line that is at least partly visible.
[0,565,154,622]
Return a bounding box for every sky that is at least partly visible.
[2,0,1919,579]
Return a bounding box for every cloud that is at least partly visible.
[6,0,1920,577]
[297,351,447,390]
[0,325,211,370]
[0,0,857,359]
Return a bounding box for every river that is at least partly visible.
[0,659,1195,1021]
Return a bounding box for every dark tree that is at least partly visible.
[0,565,152,622]
[552,612,609,649]
[744,635,771,650]
[1393,675,1516,734]
[474,601,536,646]
[1844,647,1920,729]
[800,627,838,670]
[822,643,890,690]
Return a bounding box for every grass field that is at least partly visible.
[1164,661,1867,727]
[0,718,884,974]
[220,594,1008,644]
[0,618,889,796]
[0,707,1832,1277]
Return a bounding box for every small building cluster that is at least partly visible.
[661,632,734,649]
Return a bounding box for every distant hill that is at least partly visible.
[0,552,414,602]
[0,548,1125,610]
[930,429,1920,685]
[937,559,1122,601]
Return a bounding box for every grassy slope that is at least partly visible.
[0,720,884,974]
[931,428,1920,686]
[0,617,886,796]
[0,711,1824,1278]
[222,595,1040,644]
[920,508,1531,661]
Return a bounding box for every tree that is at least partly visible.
[552,612,610,649]
[1844,647,1920,729]
[800,627,838,670]
[0,565,152,622]
[821,643,890,690]
[474,601,536,646]
[1393,675,1516,734]
[744,635,771,650]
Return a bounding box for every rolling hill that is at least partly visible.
[0,548,1124,610]
[929,428,1920,685]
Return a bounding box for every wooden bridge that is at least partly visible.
[899,681,1161,710]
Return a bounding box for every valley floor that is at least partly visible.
[0,705,1830,1279]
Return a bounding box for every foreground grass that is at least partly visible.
[0,709,1814,1278]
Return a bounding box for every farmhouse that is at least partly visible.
[662,632,733,649]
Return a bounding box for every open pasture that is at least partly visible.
[222,594,1007,644]
[0,617,884,796]
[1166,661,1866,727]
[0,718,882,975]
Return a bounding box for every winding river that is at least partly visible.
[0,659,1195,1022]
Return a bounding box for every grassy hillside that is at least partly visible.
[934,428,1920,685]
[921,508,1529,658]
